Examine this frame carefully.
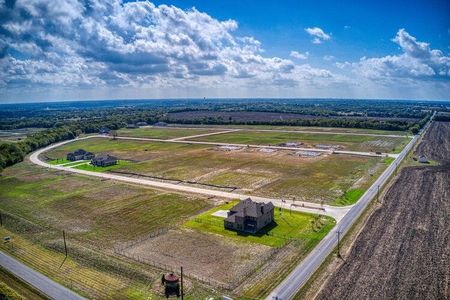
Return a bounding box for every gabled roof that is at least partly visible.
[92,154,117,162]
[228,198,274,218]
[71,149,87,155]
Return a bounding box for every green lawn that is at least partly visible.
[72,160,130,172]
[185,201,336,247]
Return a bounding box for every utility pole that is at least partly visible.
[59,230,68,269]
[63,230,68,257]
[337,230,342,259]
[180,266,184,300]
[0,213,2,227]
[377,185,380,202]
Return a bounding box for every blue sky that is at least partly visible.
[0,0,449,102]
[151,0,450,60]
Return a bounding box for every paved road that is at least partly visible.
[0,251,85,300]
[169,129,240,141]
[266,116,433,300]
[30,137,349,221]
[110,135,389,158]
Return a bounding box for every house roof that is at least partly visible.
[228,198,274,219]
[92,154,117,162]
[70,149,87,155]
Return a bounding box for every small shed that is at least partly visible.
[418,155,429,164]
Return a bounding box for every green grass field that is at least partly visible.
[185,201,335,247]
[116,127,220,139]
[192,130,409,153]
[47,158,71,165]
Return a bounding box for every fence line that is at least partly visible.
[113,227,172,253]
[115,248,233,290]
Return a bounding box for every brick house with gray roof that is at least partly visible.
[224,198,274,233]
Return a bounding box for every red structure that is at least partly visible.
[161,273,180,298]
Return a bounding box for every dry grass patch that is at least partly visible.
[123,229,274,287]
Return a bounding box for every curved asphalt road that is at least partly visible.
[0,251,85,300]
[266,115,433,300]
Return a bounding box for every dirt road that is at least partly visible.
[316,121,450,300]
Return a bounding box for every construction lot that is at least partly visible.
[316,122,450,300]
[44,134,394,205]
[0,125,414,299]
[191,130,408,153]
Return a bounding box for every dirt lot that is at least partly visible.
[122,229,274,288]
[316,121,450,300]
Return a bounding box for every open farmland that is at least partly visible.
[0,162,211,248]
[44,137,389,204]
[192,130,409,153]
[0,128,45,143]
[0,160,338,298]
[315,122,450,300]
[116,126,221,139]
[0,162,226,298]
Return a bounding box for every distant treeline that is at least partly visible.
[0,112,162,171]
[165,114,431,133]
[0,109,165,130]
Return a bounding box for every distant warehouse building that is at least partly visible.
[224,198,274,234]
[91,155,118,167]
[67,149,95,161]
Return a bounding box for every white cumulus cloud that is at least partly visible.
[290,50,309,60]
[0,0,337,96]
[354,29,450,79]
[305,27,331,44]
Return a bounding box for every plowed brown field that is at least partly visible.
[316,121,450,300]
